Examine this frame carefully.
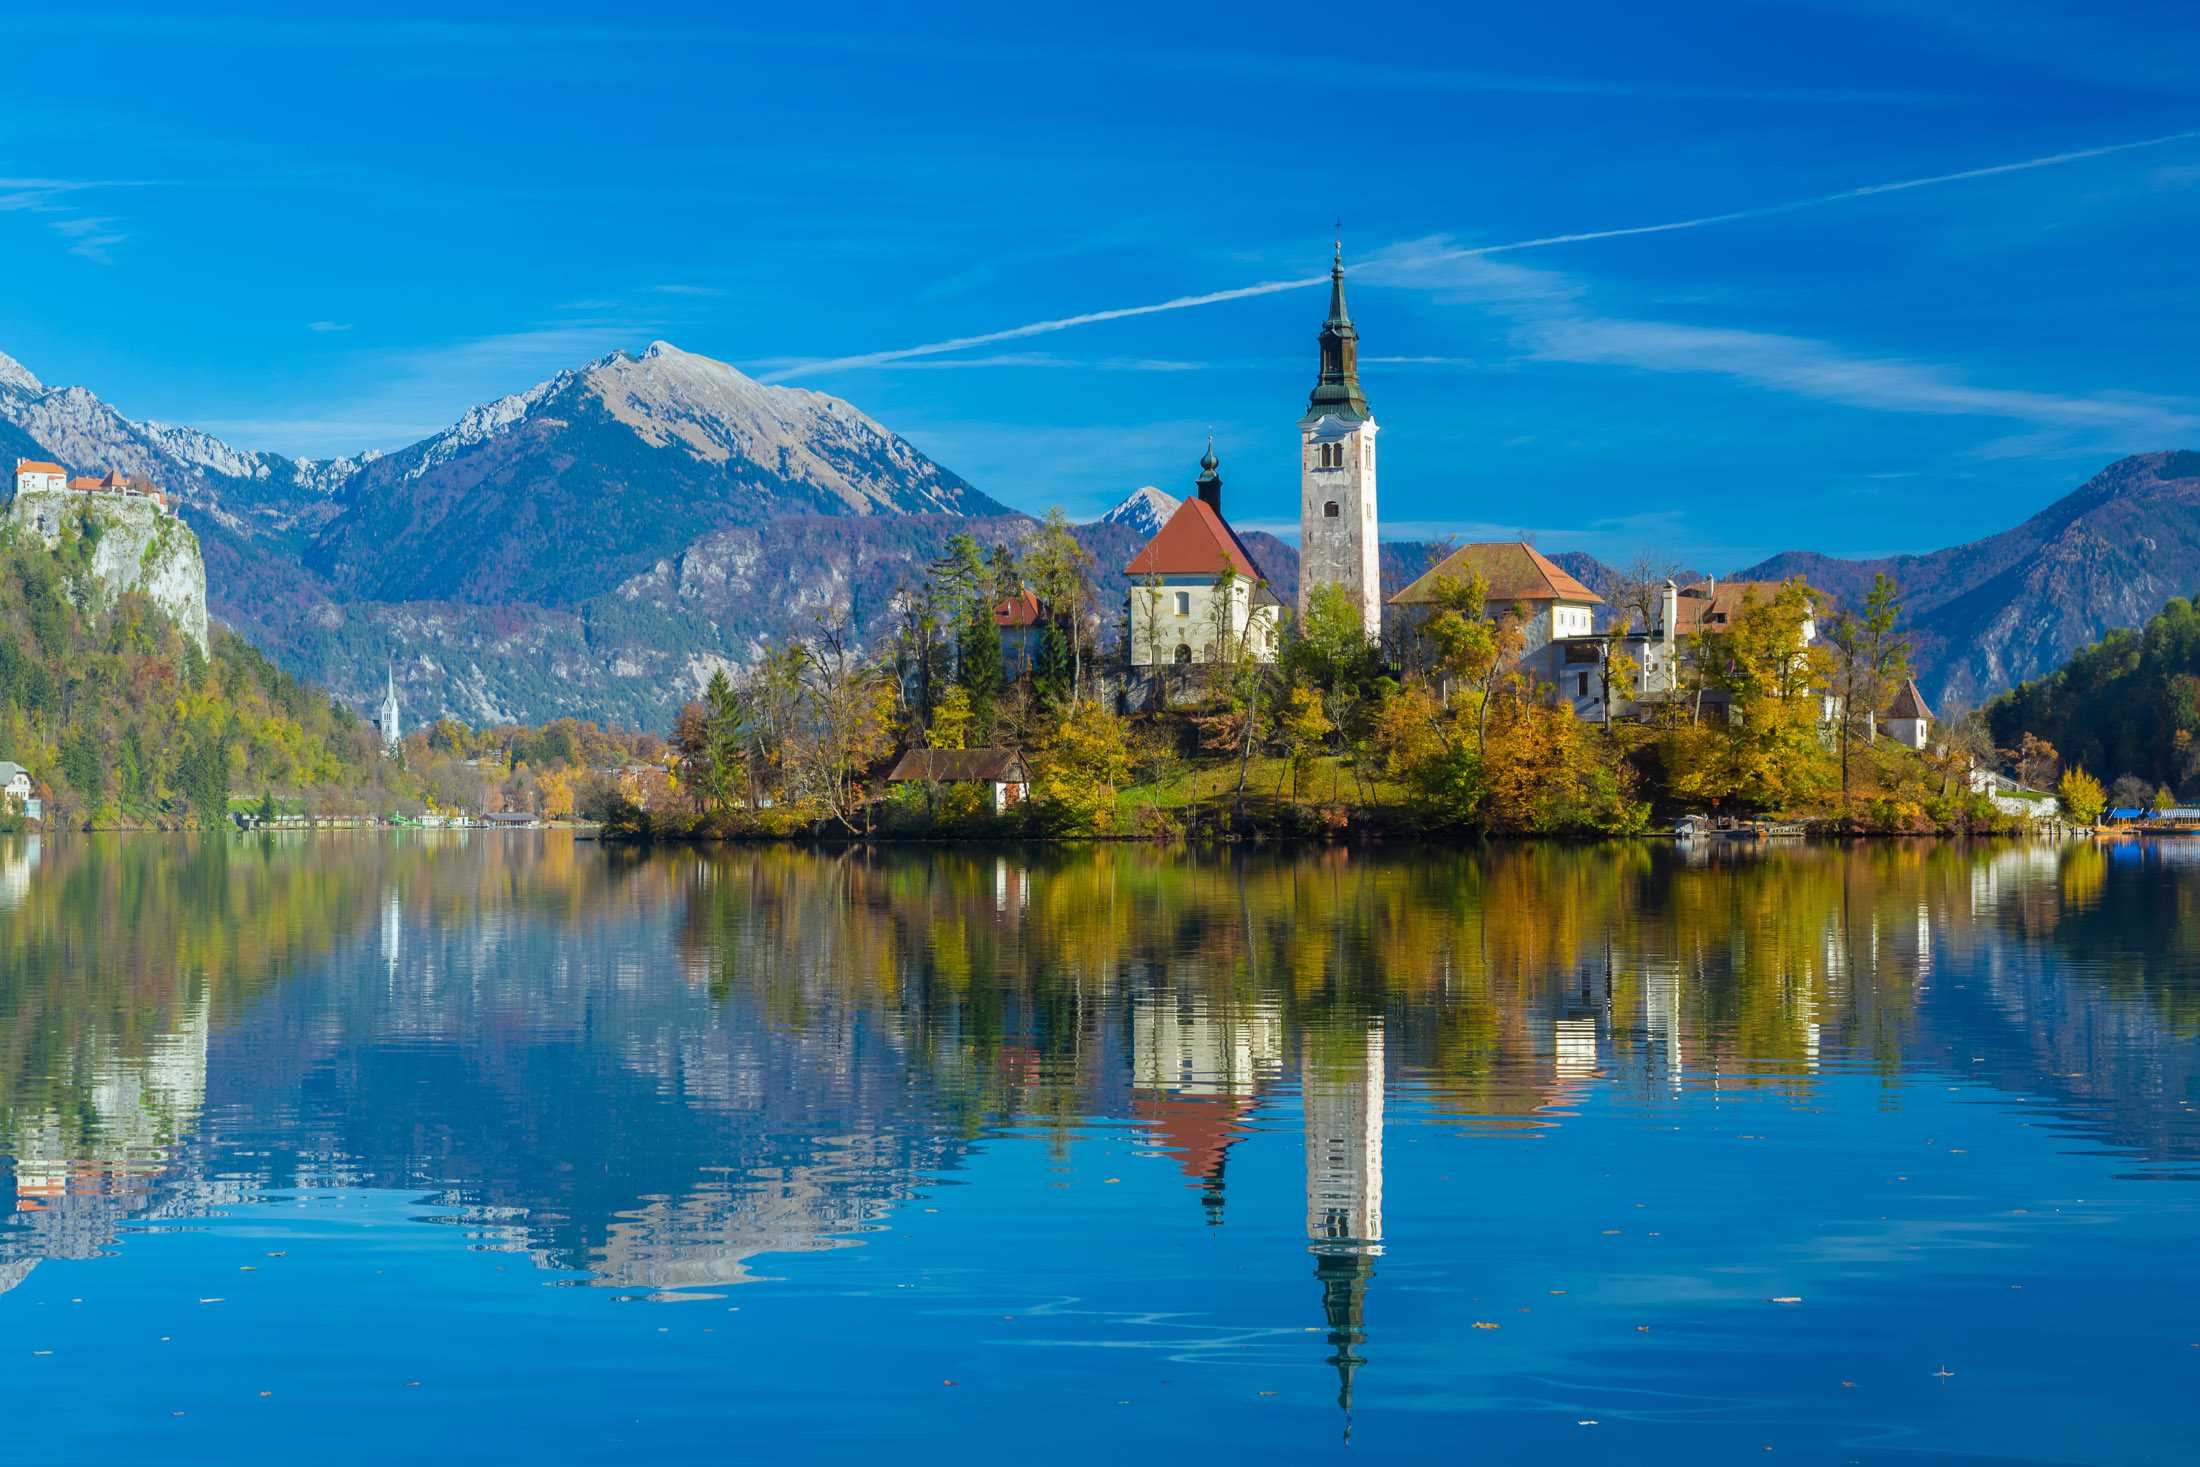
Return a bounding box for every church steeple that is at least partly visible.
[1195,438,1222,512]
[1306,244,1369,423]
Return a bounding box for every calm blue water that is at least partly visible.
[1,834,2194,1463]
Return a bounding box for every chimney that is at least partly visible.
[1660,579,1679,646]
[1195,441,1222,514]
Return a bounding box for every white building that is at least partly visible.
[1123,446,1281,666]
[14,459,66,495]
[0,762,31,810]
[380,666,403,750]
[1882,678,1933,750]
[1298,249,1381,640]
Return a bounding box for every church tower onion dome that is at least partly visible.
[1304,246,1370,424]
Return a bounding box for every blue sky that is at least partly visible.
[2,1,2197,570]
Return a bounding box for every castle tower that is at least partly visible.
[1298,246,1380,641]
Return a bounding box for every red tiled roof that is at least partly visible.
[1389,542,1603,606]
[68,476,101,491]
[14,460,65,477]
[1132,1092,1258,1184]
[1123,497,1267,582]
[993,588,1042,628]
[1670,581,1816,636]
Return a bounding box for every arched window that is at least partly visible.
[1324,501,1340,518]
[1172,643,1192,664]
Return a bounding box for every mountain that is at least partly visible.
[1732,451,2200,708]
[308,343,1005,608]
[0,343,1017,729]
[1095,485,1180,539]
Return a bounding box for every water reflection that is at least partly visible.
[4,833,2200,1416]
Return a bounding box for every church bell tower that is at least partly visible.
[1298,246,1380,640]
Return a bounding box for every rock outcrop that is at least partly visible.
[6,489,210,651]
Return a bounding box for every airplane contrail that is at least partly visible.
[1453,127,2200,255]
[760,128,2200,382]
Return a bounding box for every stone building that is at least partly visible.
[1297,249,1381,640]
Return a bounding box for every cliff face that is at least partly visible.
[6,490,210,651]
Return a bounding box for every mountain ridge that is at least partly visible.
[1731,450,2200,708]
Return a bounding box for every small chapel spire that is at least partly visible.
[1195,437,1222,512]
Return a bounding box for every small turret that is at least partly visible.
[1195,440,1222,513]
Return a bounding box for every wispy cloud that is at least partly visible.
[309,321,352,333]
[652,284,723,296]
[0,177,138,264]
[1367,239,2200,451]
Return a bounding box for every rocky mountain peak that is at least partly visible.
[0,349,43,396]
[1095,485,1181,538]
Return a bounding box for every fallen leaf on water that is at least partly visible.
[199,1298,224,1304]
[258,1392,272,1397]
[1637,1326,1650,1332]
[1472,1322,1501,1330]
[33,1350,51,1356]
[943,1380,956,1386]
[1602,1230,1622,1235]
[1103,1179,1120,1184]
[1768,1297,1802,1304]
[1841,1382,1856,1387]
[1577,1420,1598,1425]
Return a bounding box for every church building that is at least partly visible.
[1298,248,1381,640]
[1123,445,1282,666]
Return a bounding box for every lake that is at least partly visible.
[0,833,2194,1463]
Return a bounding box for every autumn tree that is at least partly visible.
[1826,573,1909,809]
[1667,579,1834,815]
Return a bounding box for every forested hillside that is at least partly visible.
[1985,587,2200,798]
[0,525,660,828]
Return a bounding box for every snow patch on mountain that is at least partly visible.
[1095,485,1180,538]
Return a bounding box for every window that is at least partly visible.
[1578,673,1589,698]
[1173,592,1191,616]
[1173,643,1192,664]
[1324,501,1340,518]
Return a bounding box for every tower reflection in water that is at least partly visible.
[1304,1020,1383,1417]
